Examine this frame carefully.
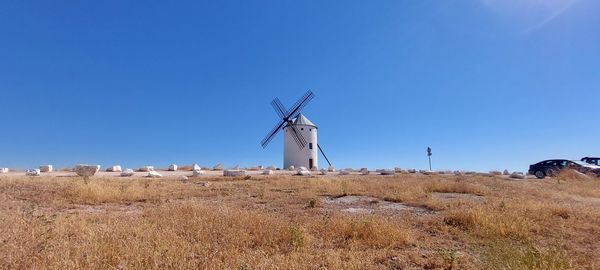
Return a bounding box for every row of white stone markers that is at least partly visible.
[2,163,247,178]
[0,164,526,179]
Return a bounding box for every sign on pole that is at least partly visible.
[427,147,432,171]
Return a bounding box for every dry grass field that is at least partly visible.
[1,172,599,269]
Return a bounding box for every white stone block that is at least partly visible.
[298,170,310,176]
[106,165,122,172]
[147,171,163,178]
[263,169,274,175]
[192,164,202,171]
[168,164,178,171]
[192,170,205,177]
[339,170,350,175]
[510,172,526,179]
[138,166,154,172]
[120,169,135,177]
[320,169,328,175]
[360,168,370,175]
[0,168,8,173]
[26,169,41,176]
[74,164,100,177]
[380,170,395,175]
[223,170,246,177]
[40,165,53,173]
[327,166,336,172]
[296,167,311,176]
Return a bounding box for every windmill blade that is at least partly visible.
[285,121,302,148]
[287,90,314,120]
[287,91,311,114]
[288,95,314,120]
[288,123,307,149]
[271,98,288,120]
[287,127,302,149]
[260,120,286,148]
[289,127,306,149]
[287,90,314,118]
[274,98,289,118]
[261,90,313,150]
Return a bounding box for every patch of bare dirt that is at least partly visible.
[62,204,144,215]
[431,192,484,202]
[321,195,429,214]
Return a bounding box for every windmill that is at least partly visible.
[261,90,332,170]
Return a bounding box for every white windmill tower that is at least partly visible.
[261,91,332,170]
[283,114,318,169]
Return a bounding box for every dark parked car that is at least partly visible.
[528,159,600,179]
[581,157,600,166]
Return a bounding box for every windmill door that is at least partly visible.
[309,159,314,169]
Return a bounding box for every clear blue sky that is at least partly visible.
[1,0,598,172]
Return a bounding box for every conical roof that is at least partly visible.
[286,114,317,128]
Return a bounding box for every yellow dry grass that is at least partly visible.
[0,173,599,269]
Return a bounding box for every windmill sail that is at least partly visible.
[260,90,314,149]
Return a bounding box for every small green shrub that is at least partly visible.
[290,226,305,249]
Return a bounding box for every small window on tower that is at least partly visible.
[301,128,304,131]
[309,143,313,149]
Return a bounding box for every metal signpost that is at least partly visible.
[427,147,432,171]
